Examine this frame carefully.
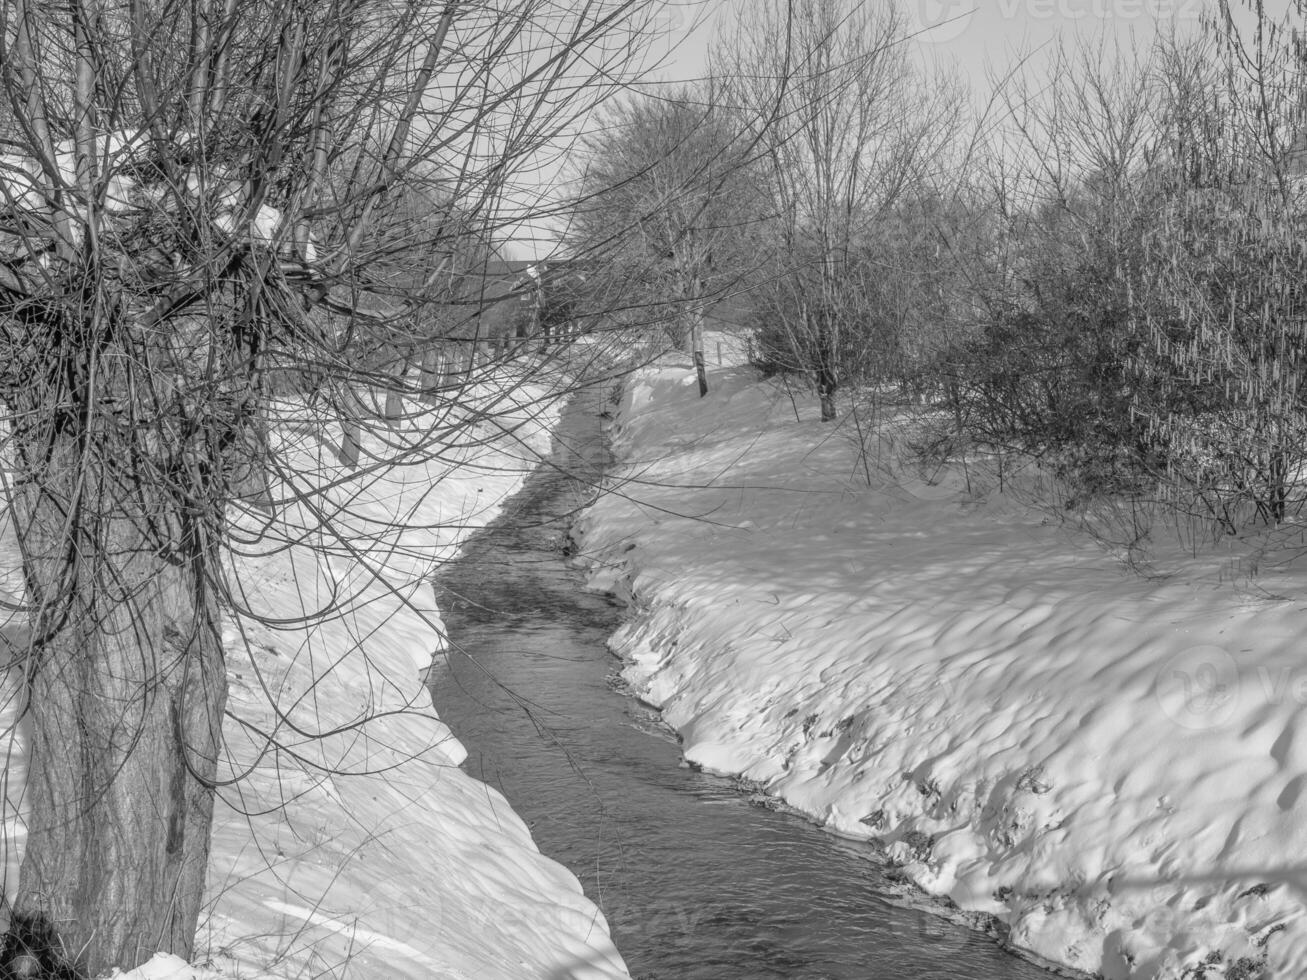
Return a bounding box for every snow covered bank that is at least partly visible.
[576,347,1307,979]
[1,373,629,980]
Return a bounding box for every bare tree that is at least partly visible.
[0,0,657,972]
[918,10,1307,536]
[568,83,766,396]
[935,38,1163,486]
[718,0,958,420]
[1130,11,1307,528]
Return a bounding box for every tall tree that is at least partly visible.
[1130,11,1307,526]
[569,84,764,396]
[719,0,957,420]
[0,0,656,972]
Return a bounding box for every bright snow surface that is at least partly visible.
[1,373,628,980]
[574,340,1307,979]
[10,334,1307,979]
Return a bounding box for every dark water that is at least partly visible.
[430,388,1056,980]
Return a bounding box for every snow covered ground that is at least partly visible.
[0,371,629,980]
[575,340,1307,980]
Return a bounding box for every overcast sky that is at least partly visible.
[650,0,1233,92]
[508,0,1265,258]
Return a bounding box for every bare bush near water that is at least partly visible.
[930,9,1307,542]
[764,1,1307,548]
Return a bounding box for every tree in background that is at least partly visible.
[943,15,1307,532]
[935,38,1161,496]
[719,0,958,420]
[0,0,656,971]
[568,83,764,396]
[571,1,1307,548]
[1128,11,1307,528]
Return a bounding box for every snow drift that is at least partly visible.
[577,346,1307,979]
[1,373,629,980]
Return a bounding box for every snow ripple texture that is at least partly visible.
[577,341,1307,980]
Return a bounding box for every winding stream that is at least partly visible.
[430,388,1055,980]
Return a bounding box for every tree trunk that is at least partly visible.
[232,412,272,509]
[1267,446,1288,525]
[338,420,362,468]
[11,436,226,976]
[818,378,837,422]
[337,387,367,468]
[384,389,403,427]
[689,297,708,397]
[419,346,441,404]
[384,355,408,429]
[816,313,837,421]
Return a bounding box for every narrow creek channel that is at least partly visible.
[430,387,1056,980]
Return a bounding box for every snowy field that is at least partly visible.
[576,340,1307,979]
[0,371,629,980]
